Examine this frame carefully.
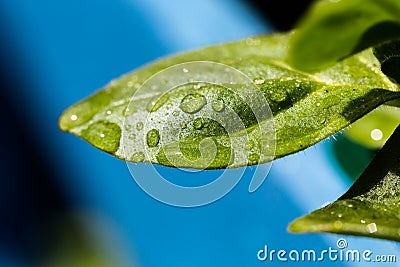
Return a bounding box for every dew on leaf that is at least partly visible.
[367,223,378,233]
[146,129,160,147]
[270,88,288,102]
[211,99,225,112]
[193,118,204,129]
[131,151,145,162]
[248,153,260,163]
[180,93,207,114]
[128,133,136,140]
[254,78,265,85]
[136,122,143,131]
[147,94,170,112]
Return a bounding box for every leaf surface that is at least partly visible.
[289,125,400,241]
[287,0,400,71]
[59,33,400,169]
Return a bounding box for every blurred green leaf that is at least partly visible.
[344,105,400,149]
[289,125,400,241]
[287,0,400,71]
[59,33,400,169]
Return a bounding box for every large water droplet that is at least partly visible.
[131,151,145,162]
[180,93,207,114]
[146,129,160,147]
[212,99,225,112]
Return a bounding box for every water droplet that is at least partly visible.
[146,129,160,147]
[337,213,343,218]
[318,116,326,125]
[70,114,78,121]
[100,133,105,138]
[211,99,225,112]
[254,78,265,85]
[180,93,207,114]
[131,151,145,162]
[360,219,366,224]
[128,133,136,140]
[182,68,189,73]
[316,103,321,107]
[106,110,112,115]
[366,222,377,233]
[147,94,169,112]
[246,140,255,150]
[370,128,383,141]
[217,136,230,147]
[193,118,204,129]
[124,124,132,131]
[270,89,288,102]
[136,122,143,131]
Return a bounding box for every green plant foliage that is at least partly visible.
[59,33,400,169]
[287,0,400,71]
[344,105,400,149]
[289,125,400,241]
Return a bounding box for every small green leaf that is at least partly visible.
[59,33,400,169]
[289,124,400,241]
[287,0,400,71]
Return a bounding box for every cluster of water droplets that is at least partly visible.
[117,61,276,207]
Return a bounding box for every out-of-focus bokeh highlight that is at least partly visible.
[1,0,399,266]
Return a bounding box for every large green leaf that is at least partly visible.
[59,33,400,169]
[287,0,400,71]
[289,124,400,241]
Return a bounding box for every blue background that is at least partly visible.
[1,0,399,266]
